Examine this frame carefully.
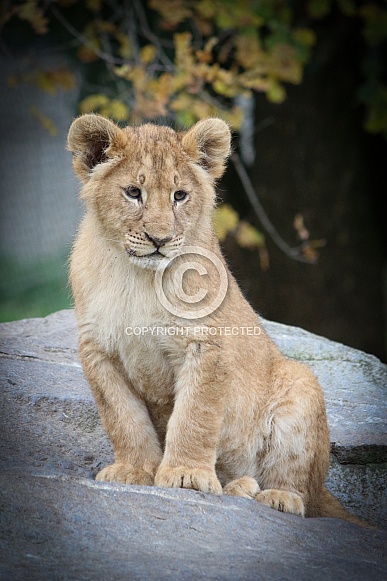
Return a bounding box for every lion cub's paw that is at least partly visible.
[255,489,305,517]
[96,463,154,486]
[223,477,260,499]
[155,466,222,495]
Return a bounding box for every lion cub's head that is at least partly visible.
[67,114,231,268]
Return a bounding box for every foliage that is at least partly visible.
[2,0,386,268]
[213,204,270,270]
[3,0,386,136]
[2,0,317,129]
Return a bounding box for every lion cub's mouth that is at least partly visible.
[124,235,184,264]
[124,247,175,270]
[125,247,168,259]
[124,245,183,270]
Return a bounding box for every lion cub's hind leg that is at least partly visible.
[223,476,260,499]
[223,478,304,515]
[255,489,305,516]
[254,359,330,518]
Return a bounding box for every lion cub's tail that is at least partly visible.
[319,487,375,529]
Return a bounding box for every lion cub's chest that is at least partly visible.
[119,333,175,405]
[86,262,176,404]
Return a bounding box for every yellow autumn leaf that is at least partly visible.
[107,99,129,121]
[198,62,219,84]
[293,28,316,48]
[124,66,147,89]
[94,20,117,34]
[116,32,132,59]
[309,239,326,249]
[223,106,244,130]
[235,221,265,249]
[195,36,218,63]
[35,70,56,94]
[235,33,263,70]
[79,94,109,113]
[301,244,319,263]
[78,40,100,63]
[258,247,270,271]
[86,0,102,12]
[174,32,194,69]
[170,93,193,112]
[149,0,192,28]
[29,105,57,136]
[33,67,75,94]
[196,49,213,64]
[217,3,262,28]
[196,0,216,20]
[266,79,286,103]
[14,0,48,34]
[192,99,212,120]
[213,204,239,241]
[212,68,240,97]
[212,79,234,97]
[293,213,310,241]
[170,70,191,92]
[269,44,302,84]
[153,73,174,99]
[193,14,213,36]
[140,45,157,64]
[51,67,76,90]
[134,92,168,119]
[240,71,270,92]
[114,65,129,78]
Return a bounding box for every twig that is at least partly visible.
[49,4,125,65]
[231,153,313,263]
[132,0,174,66]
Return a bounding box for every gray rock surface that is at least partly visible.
[0,309,386,580]
[265,319,387,462]
[1,473,386,581]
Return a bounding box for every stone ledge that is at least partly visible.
[262,319,387,462]
[0,470,386,581]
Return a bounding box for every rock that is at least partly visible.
[0,310,386,580]
[263,319,387,461]
[1,474,386,581]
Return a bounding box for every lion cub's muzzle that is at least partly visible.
[124,232,184,260]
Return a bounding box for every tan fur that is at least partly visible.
[68,114,368,525]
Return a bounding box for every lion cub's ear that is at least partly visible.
[67,114,127,182]
[181,118,231,180]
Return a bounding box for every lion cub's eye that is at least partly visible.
[174,190,188,202]
[123,186,142,200]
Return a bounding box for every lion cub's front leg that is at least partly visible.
[79,338,163,485]
[155,342,225,495]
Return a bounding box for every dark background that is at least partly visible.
[221,15,386,361]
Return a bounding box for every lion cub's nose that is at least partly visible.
[145,232,173,248]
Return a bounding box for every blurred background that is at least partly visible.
[0,0,386,361]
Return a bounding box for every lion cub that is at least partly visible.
[68,114,361,524]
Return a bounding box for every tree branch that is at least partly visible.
[231,153,314,264]
[49,4,125,66]
[132,0,174,67]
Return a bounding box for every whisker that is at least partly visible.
[103,237,122,244]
